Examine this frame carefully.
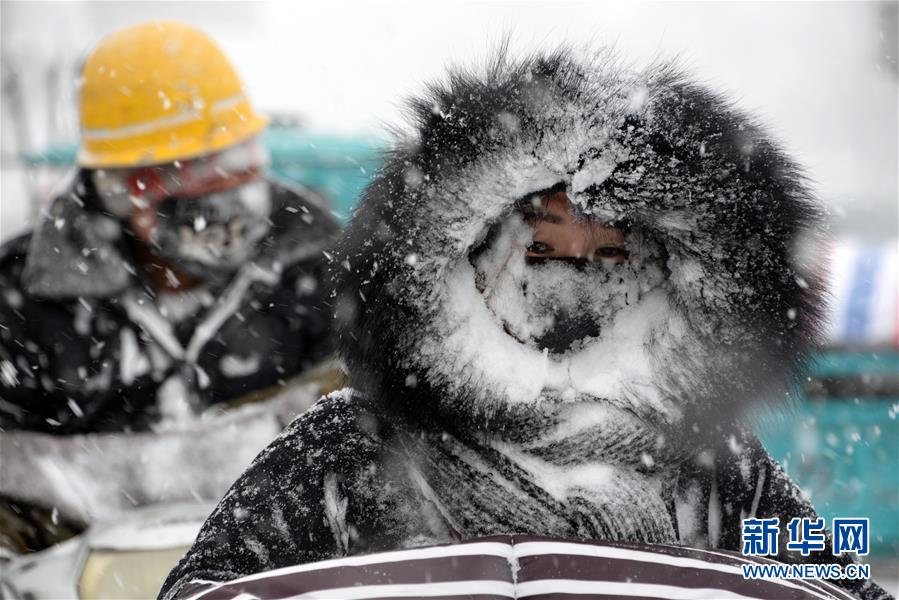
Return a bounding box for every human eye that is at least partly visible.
[520,206,541,226]
[527,240,553,255]
[593,246,628,261]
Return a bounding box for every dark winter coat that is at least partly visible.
[161,395,887,600]
[161,49,889,600]
[0,171,339,433]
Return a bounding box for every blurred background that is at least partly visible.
[1,0,896,573]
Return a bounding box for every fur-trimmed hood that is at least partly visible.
[336,47,824,444]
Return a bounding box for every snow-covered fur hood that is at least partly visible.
[22,171,337,299]
[336,48,824,445]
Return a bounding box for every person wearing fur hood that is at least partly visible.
[160,49,889,600]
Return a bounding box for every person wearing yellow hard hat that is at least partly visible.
[0,21,341,555]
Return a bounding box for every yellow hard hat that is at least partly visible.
[77,21,268,168]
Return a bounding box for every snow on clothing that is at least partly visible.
[0,379,327,556]
[161,50,890,600]
[0,171,339,433]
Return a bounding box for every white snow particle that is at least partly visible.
[0,360,18,386]
[220,354,261,378]
[66,398,84,418]
[627,86,649,112]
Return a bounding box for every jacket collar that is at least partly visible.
[22,170,338,300]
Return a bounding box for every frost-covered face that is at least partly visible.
[473,191,666,355]
[93,136,272,280]
[523,191,627,266]
[130,179,272,279]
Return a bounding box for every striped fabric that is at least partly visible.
[177,536,855,600]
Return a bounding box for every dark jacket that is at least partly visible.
[161,394,888,600]
[162,49,890,600]
[0,171,339,433]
